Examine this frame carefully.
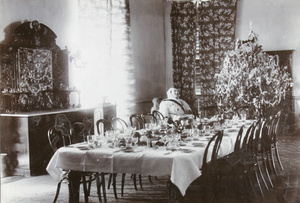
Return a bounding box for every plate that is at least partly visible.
[226,128,239,132]
[180,148,195,153]
[122,148,134,153]
[192,142,206,147]
[76,146,91,150]
[178,142,186,146]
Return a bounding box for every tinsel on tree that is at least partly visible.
[214,30,293,115]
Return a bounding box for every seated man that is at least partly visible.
[159,87,192,120]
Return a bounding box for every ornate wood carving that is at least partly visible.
[0,20,77,113]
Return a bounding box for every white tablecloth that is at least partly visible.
[46,132,239,196]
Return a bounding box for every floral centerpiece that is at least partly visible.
[214,30,293,117]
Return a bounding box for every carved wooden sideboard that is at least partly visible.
[0,104,116,176]
[0,20,77,113]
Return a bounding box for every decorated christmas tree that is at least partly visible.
[214,30,293,117]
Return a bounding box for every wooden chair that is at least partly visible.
[152,110,164,123]
[71,122,87,143]
[54,114,72,135]
[141,113,157,125]
[129,114,144,130]
[268,110,284,175]
[200,131,224,202]
[47,125,90,203]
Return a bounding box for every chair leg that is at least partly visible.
[112,173,118,199]
[53,181,62,203]
[96,174,103,203]
[263,156,274,188]
[107,173,112,189]
[275,143,284,170]
[148,175,152,183]
[254,166,264,197]
[87,174,92,196]
[139,175,143,189]
[133,174,138,190]
[81,175,89,203]
[121,173,126,196]
[256,157,269,190]
[270,148,279,176]
[101,173,107,203]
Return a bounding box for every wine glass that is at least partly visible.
[132,136,138,147]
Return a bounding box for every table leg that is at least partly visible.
[68,171,81,203]
[167,179,184,203]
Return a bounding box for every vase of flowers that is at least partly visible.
[214,30,293,118]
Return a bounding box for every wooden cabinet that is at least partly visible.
[0,104,116,176]
[0,20,75,113]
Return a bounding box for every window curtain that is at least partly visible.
[171,0,238,112]
[197,0,238,107]
[77,0,133,118]
[171,2,198,114]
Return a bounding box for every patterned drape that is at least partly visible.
[197,0,238,107]
[171,2,197,114]
[171,0,238,113]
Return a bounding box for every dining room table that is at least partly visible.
[46,119,255,203]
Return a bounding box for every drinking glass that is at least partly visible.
[241,113,247,121]
[132,137,138,147]
[87,135,96,147]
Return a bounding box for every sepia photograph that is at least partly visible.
[1,0,300,202]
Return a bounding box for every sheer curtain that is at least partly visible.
[73,0,134,119]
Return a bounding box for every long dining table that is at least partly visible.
[46,120,254,203]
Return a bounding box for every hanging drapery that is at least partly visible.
[171,2,197,114]
[171,0,238,113]
[197,0,238,107]
[77,0,134,118]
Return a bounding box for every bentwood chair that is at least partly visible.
[111,117,128,133]
[152,110,164,123]
[54,114,72,135]
[141,113,157,125]
[129,114,144,130]
[268,110,284,175]
[200,131,224,202]
[93,118,118,202]
[111,117,142,196]
[71,122,87,143]
[48,125,90,203]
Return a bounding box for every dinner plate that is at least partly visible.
[180,148,195,153]
[178,142,186,146]
[192,142,206,147]
[122,148,134,153]
[76,146,91,150]
[226,128,239,132]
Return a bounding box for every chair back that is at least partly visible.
[48,125,72,153]
[152,110,164,123]
[55,114,72,135]
[129,114,144,130]
[234,125,244,152]
[141,113,156,124]
[241,121,257,150]
[270,110,282,142]
[71,122,87,143]
[96,119,112,135]
[83,117,94,134]
[111,117,128,133]
[201,131,223,172]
